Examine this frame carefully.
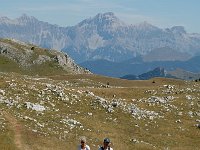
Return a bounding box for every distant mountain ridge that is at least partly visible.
[121,67,170,80]
[1,12,200,63]
[80,56,200,77]
[121,67,200,80]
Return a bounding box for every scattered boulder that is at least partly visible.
[196,124,200,129]
[24,102,46,112]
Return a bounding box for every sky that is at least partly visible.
[0,0,199,33]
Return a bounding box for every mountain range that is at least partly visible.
[1,12,200,64]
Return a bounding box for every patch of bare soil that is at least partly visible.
[2,111,32,150]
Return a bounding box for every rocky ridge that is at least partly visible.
[0,38,90,75]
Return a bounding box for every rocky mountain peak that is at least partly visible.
[171,26,186,34]
[0,16,10,22]
[95,12,125,27]
[17,14,38,24]
[78,12,125,28]
[95,12,117,21]
[0,16,18,25]
[134,21,159,31]
[0,14,38,25]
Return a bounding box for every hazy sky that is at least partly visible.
[0,0,199,33]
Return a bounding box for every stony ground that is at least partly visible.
[0,72,200,150]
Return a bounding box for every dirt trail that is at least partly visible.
[2,111,32,150]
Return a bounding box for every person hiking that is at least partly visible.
[98,138,113,150]
[78,136,90,150]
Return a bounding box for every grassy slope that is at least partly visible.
[0,55,68,76]
[0,38,79,76]
[0,73,200,149]
[0,56,22,73]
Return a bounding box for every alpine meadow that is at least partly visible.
[0,0,200,150]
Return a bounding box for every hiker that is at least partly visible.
[98,138,113,150]
[78,136,90,150]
